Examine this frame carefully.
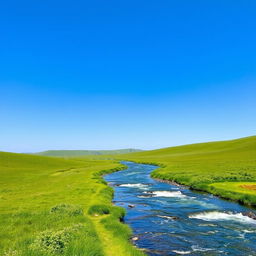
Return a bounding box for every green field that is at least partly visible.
[34,149,143,157]
[119,136,256,206]
[0,152,145,256]
[1,136,256,255]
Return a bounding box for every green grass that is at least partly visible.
[0,152,145,256]
[206,182,256,205]
[118,136,256,206]
[33,149,143,157]
[210,182,256,196]
[1,135,255,255]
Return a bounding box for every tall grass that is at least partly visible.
[0,152,145,255]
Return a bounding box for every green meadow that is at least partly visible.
[1,136,256,255]
[119,136,256,206]
[0,152,145,256]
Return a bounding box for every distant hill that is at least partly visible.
[34,148,143,157]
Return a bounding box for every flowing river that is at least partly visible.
[104,162,256,256]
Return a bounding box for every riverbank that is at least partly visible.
[151,166,256,208]
[117,159,256,208]
[104,161,256,255]
[116,136,256,207]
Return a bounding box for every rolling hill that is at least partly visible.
[119,136,256,206]
[33,148,143,157]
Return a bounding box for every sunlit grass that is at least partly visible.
[0,152,145,255]
[118,136,256,206]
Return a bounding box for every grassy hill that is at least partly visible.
[34,148,143,157]
[0,152,145,256]
[119,136,256,206]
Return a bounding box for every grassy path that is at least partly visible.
[0,152,144,255]
[92,216,128,256]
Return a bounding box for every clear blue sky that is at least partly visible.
[0,0,255,152]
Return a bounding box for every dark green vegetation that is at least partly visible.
[119,136,256,206]
[34,149,143,157]
[0,152,145,256]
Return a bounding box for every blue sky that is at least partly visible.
[0,0,255,152]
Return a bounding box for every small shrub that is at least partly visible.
[111,206,126,221]
[31,224,83,254]
[88,204,110,215]
[3,249,20,256]
[50,204,83,216]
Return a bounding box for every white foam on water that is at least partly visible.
[141,190,218,210]
[180,197,217,209]
[189,211,256,224]
[144,191,217,209]
[243,229,256,233]
[157,215,175,220]
[238,233,245,239]
[172,250,191,255]
[194,200,218,209]
[207,230,218,234]
[119,183,148,189]
[191,245,214,252]
[144,190,186,198]
[137,195,150,198]
[124,171,139,176]
[198,223,217,227]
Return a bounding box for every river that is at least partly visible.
[104,162,256,256]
